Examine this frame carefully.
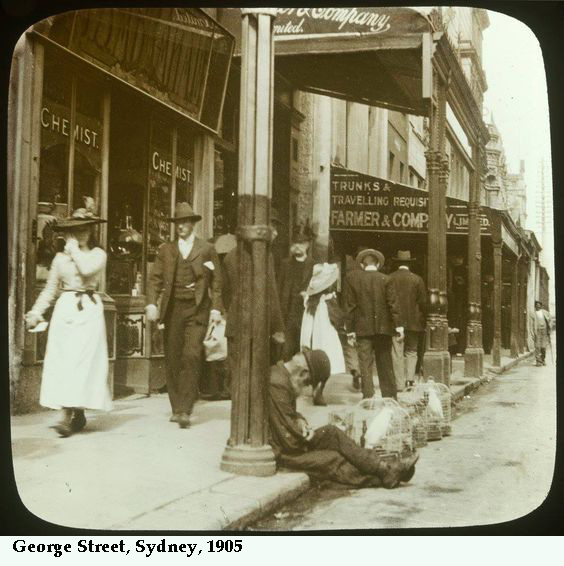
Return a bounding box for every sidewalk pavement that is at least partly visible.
[10,350,533,531]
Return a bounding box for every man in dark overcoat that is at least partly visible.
[344,249,403,399]
[146,202,224,428]
[388,250,427,391]
[223,213,285,377]
[268,349,418,488]
[279,224,315,361]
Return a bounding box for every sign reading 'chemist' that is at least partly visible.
[330,166,491,235]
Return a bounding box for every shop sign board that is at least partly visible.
[501,224,519,256]
[272,7,430,38]
[37,8,234,132]
[330,166,491,235]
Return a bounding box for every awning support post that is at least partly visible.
[220,9,277,476]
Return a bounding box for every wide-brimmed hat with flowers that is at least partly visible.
[54,197,106,230]
[305,262,339,296]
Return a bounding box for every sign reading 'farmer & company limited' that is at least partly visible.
[273,7,430,37]
[330,166,490,235]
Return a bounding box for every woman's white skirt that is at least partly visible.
[40,291,112,411]
[300,298,346,375]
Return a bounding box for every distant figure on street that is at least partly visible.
[388,250,427,391]
[344,249,403,400]
[223,210,285,380]
[25,201,111,437]
[268,349,418,488]
[300,262,346,405]
[145,203,224,429]
[532,300,551,366]
[279,224,315,361]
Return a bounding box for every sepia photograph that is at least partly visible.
[6,4,558,534]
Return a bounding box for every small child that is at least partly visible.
[300,263,346,405]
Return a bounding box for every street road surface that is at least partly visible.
[250,357,556,530]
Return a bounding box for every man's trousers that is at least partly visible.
[356,334,397,399]
[391,331,421,391]
[163,298,208,415]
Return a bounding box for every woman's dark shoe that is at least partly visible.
[52,422,73,438]
[70,409,86,432]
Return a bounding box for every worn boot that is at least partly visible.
[399,452,420,483]
[70,408,87,432]
[52,408,74,438]
[313,382,328,406]
[375,457,403,489]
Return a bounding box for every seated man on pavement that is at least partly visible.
[268,349,419,489]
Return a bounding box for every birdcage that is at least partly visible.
[412,379,450,441]
[352,397,414,456]
[398,389,428,448]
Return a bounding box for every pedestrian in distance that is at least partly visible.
[268,349,419,488]
[25,200,112,438]
[299,262,347,406]
[343,248,403,400]
[145,202,224,429]
[388,250,427,391]
[279,223,315,361]
[532,300,551,366]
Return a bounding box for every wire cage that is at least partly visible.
[398,389,428,448]
[411,379,452,440]
[353,397,414,457]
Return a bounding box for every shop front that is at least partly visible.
[9,8,234,412]
[328,165,494,359]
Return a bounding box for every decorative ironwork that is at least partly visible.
[116,313,145,358]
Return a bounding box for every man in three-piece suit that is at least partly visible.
[388,250,427,391]
[344,249,403,400]
[145,202,224,428]
[279,225,315,361]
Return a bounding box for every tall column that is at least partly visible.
[491,240,502,367]
[464,145,484,377]
[193,135,215,240]
[510,253,520,358]
[221,9,277,476]
[423,74,449,383]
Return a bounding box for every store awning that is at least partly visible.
[217,7,432,115]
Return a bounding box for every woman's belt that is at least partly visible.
[61,289,98,311]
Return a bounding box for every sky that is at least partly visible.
[481,9,552,234]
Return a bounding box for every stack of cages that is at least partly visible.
[413,379,451,440]
[398,388,428,448]
[354,398,414,460]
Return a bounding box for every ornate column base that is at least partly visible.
[423,351,449,384]
[464,347,484,378]
[220,444,277,477]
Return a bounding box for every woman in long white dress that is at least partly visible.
[300,262,346,405]
[25,205,112,437]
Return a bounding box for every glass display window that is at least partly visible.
[106,88,149,296]
[175,130,194,205]
[36,53,105,283]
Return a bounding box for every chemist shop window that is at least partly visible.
[36,54,104,284]
[106,89,149,296]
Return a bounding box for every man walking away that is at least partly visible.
[279,224,314,361]
[532,300,551,366]
[388,250,427,391]
[268,349,418,488]
[344,249,403,400]
[146,203,224,428]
